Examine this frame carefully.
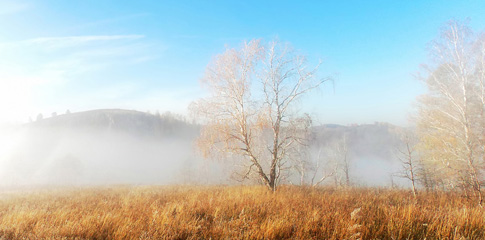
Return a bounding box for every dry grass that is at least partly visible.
[0,185,483,239]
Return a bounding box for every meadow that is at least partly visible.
[0,186,483,239]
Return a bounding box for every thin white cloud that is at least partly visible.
[0,34,154,75]
[27,35,145,43]
[71,13,150,31]
[0,33,167,123]
[0,2,30,16]
[24,35,145,49]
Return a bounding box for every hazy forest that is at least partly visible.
[1,1,485,239]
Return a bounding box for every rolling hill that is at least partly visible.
[0,109,407,186]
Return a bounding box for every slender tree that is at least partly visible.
[416,20,485,205]
[190,40,330,191]
[395,130,420,200]
[310,146,338,187]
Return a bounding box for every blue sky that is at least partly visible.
[0,1,484,126]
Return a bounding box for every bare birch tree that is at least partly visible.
[291,135,312,186]
[190,39,329,191]
[290,120,338,187]
[335,134,351,187]
[292,137,338,187]
[317,133,350,187]
[394,130,420,200]
[309,146,338,187]
[416,20,485,205]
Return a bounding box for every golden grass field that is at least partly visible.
[0,186,483,239]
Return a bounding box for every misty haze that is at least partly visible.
[0,1,485,239]
[0,109,404,187]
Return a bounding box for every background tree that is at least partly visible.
[190,39,329,191]
[394,130,420,200]
[309,145,338,187]
[330,134,351,187]
[290,123,313,186]
[416,20,485,205]
[291,129,337,187]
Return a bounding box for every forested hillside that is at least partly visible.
[0,109,406,187]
